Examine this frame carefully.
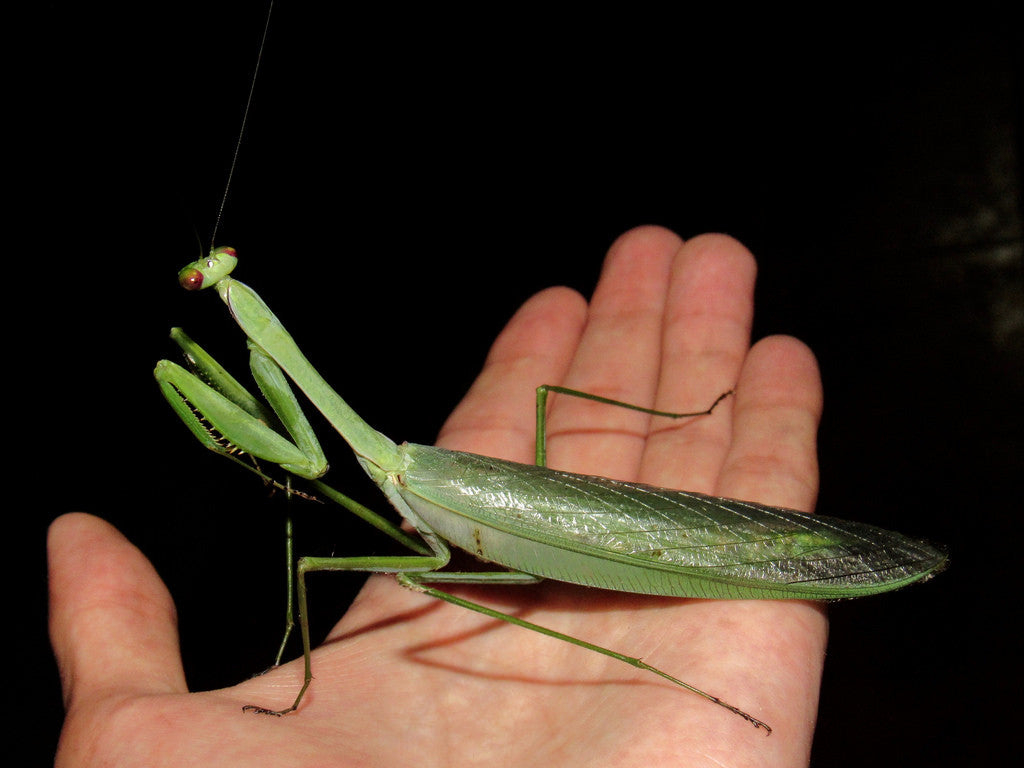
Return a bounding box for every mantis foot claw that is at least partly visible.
[241,704,289,717]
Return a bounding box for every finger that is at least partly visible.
[48,513,187,709]
[719,334,823,511]
[435,286,587,462]
[642,233,758,491]
[544,225,682,479]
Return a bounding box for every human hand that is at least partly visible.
[50,226,824,767]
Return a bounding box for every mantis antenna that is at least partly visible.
[208,0,275,252]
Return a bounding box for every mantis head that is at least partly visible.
[178,246,238,290]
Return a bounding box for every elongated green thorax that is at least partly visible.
[215,275,403,473]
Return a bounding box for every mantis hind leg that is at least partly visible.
[397,572,770,733]
[533,385,733,467]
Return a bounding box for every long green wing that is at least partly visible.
[396,444,947,600]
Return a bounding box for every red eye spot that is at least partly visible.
[178,268,204,290]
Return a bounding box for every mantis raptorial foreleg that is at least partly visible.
[158,327,424,553]
[158,326,432,665]
[157,329,325,481]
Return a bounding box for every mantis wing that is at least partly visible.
[395,444,947,600]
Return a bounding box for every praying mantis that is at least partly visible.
[154,245,947,735]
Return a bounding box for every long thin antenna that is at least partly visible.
[209,0,275,252]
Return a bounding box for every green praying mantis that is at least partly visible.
[154,246,947,735]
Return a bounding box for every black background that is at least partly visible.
[19,3,1022,765]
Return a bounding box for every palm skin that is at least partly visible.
[50,226,825,767]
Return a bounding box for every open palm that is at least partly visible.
[50,227,825,767]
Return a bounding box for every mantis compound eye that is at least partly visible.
[178,267,205,290]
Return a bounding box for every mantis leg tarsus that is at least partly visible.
[244,709,282,716]
[241,697,301,717]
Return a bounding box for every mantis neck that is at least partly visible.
[217,276,404,472]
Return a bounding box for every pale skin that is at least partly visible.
[49,227,826,767]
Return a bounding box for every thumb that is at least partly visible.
[48,513,187,710]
